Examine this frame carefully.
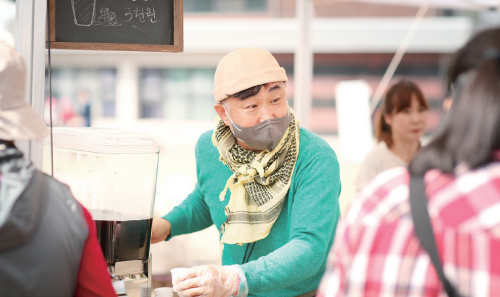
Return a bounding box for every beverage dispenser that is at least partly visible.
[43,128,159,297]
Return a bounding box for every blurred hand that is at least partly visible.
[151,218,171,244]
[173,265,241,297]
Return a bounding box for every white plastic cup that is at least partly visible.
[154,287,174,297]
[139,282,151,297]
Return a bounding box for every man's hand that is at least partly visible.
[151,218,171,244]
[173,265,243,297]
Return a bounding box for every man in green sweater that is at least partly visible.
[151,48,341,297]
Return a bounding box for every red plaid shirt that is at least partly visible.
[318,161,500,297]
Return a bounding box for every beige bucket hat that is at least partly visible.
[0,43,48,141]
[213,48,288,102]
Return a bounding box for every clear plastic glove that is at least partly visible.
[172,265,248,297]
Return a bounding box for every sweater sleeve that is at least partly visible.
[240,140,342,293]
[162,181,213,239]
[354,155,379,192]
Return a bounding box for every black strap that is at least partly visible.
[0,142,23,165]
[242,242,256,264]
[409,174,460,297]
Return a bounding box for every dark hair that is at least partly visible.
[410,28,500,175]
[227,82,277,100]
[376,79,429,147]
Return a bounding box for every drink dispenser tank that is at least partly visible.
[43,128,159,297]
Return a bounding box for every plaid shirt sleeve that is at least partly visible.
[317,164,500,297]
[318,167,412,297]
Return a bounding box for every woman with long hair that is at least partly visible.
[354,79,429,191]
[318,27,500,296]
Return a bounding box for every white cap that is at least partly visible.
[212,48,288,102]
[0,42,48,141]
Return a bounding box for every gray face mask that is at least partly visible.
[222,103,292,151]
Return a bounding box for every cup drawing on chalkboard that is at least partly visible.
[71,0,96,26]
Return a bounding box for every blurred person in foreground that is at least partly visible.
[151,48,341,297]
[317,28,500,296]
[355,79,429,191]
[0,43,115,297]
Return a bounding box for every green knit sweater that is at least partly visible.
[163,128,341,296]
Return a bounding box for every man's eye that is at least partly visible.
[272,98,280,103]
[246,105,257,109]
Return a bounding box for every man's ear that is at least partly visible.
[214,102,232,127]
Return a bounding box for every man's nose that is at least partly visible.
[258,106,274,123]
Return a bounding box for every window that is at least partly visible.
[139,68,217,120]
[44,68,117,126]
[184,0,267,13]
[0,0,16,46]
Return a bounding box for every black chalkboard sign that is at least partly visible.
[48,0,183,52]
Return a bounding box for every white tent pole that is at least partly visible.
[14,0,47,170]
[370,2,429,113]
[14,0,34,160]
[353,0,498,10]
[293,0,314,129]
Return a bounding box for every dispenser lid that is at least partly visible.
[43,128,159,154]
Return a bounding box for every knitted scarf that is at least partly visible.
[211,111,300,247]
